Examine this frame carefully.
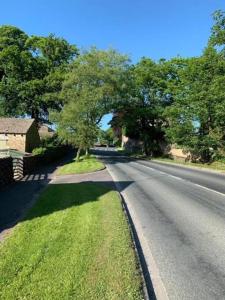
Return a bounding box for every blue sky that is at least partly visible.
[1,0,225,129]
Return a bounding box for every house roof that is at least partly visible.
[0,118,35,134]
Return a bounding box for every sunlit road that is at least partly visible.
[94,148,225,300]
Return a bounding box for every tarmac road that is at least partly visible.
[99,152,225,300]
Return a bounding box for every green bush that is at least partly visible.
[40,135,62,148]
[32,147,47,156]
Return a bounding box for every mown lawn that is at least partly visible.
[57,155,105,175]
[0,182,143,300]
[152,157,225,172]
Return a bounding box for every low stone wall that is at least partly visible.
[0,157,14,187]
[22,146,67,175]
[169,146,189,161]
[0,146,71,185]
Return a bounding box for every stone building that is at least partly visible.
[0,118,40,153]
[38,124,55,139]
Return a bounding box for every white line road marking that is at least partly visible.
[133,161,225,198]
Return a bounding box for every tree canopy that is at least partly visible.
[1,10,225,162]
[51,48,130,160]
[0,25,78,121]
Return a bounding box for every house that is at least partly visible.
[0,118,40,153]
[38,124,55,139]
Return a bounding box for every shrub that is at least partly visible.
[40,135,62,148]
[32,147,47,156]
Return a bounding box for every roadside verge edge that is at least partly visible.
[106,165,169,300]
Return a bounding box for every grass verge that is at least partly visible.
[152,157,225,172]
[0,182,143,300]
[57,155,105,175]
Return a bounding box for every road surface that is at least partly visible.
[97,150,225,300]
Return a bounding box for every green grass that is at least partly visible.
[57,155,105,175]
[152,157,225,172]
[0,182,143,300]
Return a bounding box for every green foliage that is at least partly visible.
[0,25,78,121]
[114,57,173,155]
[40,134,62,148]
[98,127,115,145]
[32,136,62,156]
[32,147,47,156]
[210,10,225,49]
[1,11,225,162]
[52,48,130,158]
[164,46,225,162]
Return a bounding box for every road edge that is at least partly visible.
[150,159,225,175]
[106,165,169,300]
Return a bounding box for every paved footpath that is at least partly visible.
[51,168,114,187]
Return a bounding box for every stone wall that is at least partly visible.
[122,135,142,152]
[25,121,40,152]
[0,157,14,188]
[38,125,55,139]
[0,121,40,153]
[6,134,26,152]
[12,146,71,179]
[159,143,190,161]
[169,146,189,160]
[0,146,71,183]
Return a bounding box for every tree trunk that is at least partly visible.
[85,148,90,158]
[76,147,81,162]
[31,108,39,122]
[143,140,150,156]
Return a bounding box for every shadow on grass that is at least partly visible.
[0,149,132,234]
[1,149,157,300]
[23,181,133,221]
[0,151,75,233]
[23,179,156,300]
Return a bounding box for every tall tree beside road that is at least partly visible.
[0,11,225,162]
[52,48,130,160]
[210,10,225,48]
[114,57,177,156]
[165,11,225,162]
[0,25,78,122]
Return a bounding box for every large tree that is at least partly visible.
[52,48,130,160]
[164,12,225,162]
[0,26,78,121]
[113,57,176,156]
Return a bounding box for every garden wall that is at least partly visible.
[0,146,71,186]
[14,146,71,178]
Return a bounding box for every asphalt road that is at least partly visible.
[98,151,225,300]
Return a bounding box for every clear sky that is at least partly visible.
[1,0,225,129]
